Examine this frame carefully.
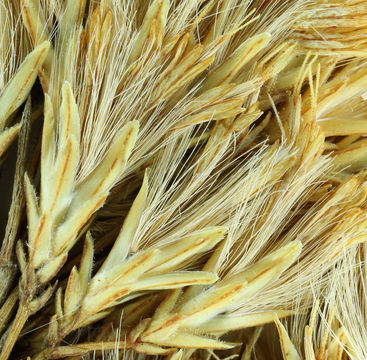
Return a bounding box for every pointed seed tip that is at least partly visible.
[131,119,140,129]
[62,80,72,91]
[287,240,303,257]
[34,40,51,52]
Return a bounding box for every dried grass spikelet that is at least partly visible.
[38,118,296,354]
[201,62,335,309]
[48,227,222,345]
[0,2,50,306]
[26,84,137,284]
[45,183,225,347]
[0,36,49,159]
[314,61,367,173]
[18,0,265,184]
[125,54,367,359]
[324,244,367,360]
[243,245,367,360]
[128,242,301,353]
[233,269,352,360]
[293,0,367,58]
[179,175,367,358]
[270,258,357,360]
[34,241,302,359]
[0,83,138,359]
[266,53,367,175]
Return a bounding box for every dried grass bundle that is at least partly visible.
[0,0,367,359]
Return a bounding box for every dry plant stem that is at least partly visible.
[0,98,31,304]
[0,289,18,336]
[0,253,56,360]
[34,341,134,360]
[0,303,30,360]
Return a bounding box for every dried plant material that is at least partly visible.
[0,289,18,336]
[0,41,49,128]
[173,83,259,131]
[294,0,367,57]
[199,33,270,92]
[319,119,367,137]
[197,310,294,335]
[0,0,31,86]
[271,279,352,360]
[2,0,367,359]
[0,98,31,305]
[33,241,301,358]
[274,315,301,360]
[47,223,225,346]
[123,241,302,353]
[324,246,367,360]
[20,0,53,90]
[0,40,49,173]
[0,83,138,359]
[331,139,367,172]
[128,0,169,64]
